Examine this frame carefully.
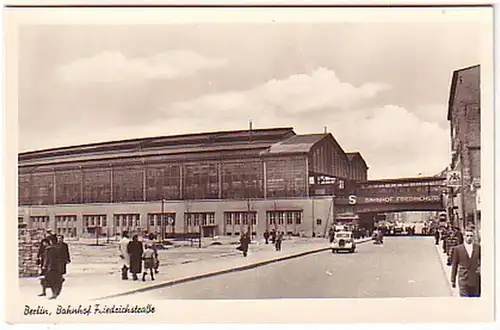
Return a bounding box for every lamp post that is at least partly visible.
[161,198,166,242]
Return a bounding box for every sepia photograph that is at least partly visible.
[3,4,495,324]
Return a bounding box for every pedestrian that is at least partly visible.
[239,232,250,257]
[56,235,71,275]
[118,231,131,280]
[42,235,65,300]
[148,233,160,274]
[270,229,277,245]
[328,228,335,243]
[451,228,481,297]
[141,244,157,282]
[275,231,284,251]
[263,229,270,245]
[127,235,144,281]
[37,239,49,297]
[434,228,440,245]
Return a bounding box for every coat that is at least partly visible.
[118,237,131,268]
[127,240,144,274]
[451,243,481,295]
[239,234,250,252]
[57,242,71,275]
[43,245,64,289]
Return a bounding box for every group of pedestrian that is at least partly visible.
[237,229,288,258]
[436,225,481,298]
[36,229,71,300]
[118,231,159,282]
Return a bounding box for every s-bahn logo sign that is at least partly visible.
[446,171,461,187]
[346,195,440,205]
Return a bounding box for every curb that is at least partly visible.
[95,238,372,301]
[434,242,459,297]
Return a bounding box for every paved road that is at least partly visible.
[127,236,452,299]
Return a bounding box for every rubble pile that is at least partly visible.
[18,228,44,277]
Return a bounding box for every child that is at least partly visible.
[142,244,156,282]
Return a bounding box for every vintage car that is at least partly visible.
[331,231,356,253]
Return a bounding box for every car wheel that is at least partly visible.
[332,249,336,253]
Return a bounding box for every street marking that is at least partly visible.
[326,271,333,276]
[408,280,415,284]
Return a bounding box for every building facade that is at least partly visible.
[446,64,481,233]
[18,127,369,238]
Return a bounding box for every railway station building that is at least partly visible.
[18,127,368,238]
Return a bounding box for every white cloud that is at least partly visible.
[169,67,391,116]
[55,50,227,83]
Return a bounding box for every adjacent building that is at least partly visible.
[446,64,481,233]
[18,127,369,238]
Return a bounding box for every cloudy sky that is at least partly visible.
[18,20,485,179]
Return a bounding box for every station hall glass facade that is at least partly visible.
[18,127,368,238]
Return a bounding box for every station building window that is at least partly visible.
[31,173,54,205]
[30,216,50,229]
[83,169,111,203]
[183,163,218,200]
[223,211,257,235]
[55,171,82,204]
[146,165,181,201]
[184,212,216,231]
[266,211,303,233]
[82,214,107,236]
[147,213,175,233]
[113,213,141,235]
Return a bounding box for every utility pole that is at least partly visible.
[198,214,202,248]
[459,143,466,231]
[247,198,252,239]
[161,198,165,242]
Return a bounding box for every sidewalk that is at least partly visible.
[434,239,459,297]
[18,237,372,302]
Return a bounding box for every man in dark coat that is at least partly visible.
[270,229,277,245]
[451,229,481,297]
[434,229,440,245]
[127,235,144,281]
[43,235,65,299]
[57,235,71,275]
[239,232,250,257]
[263,230,270,245]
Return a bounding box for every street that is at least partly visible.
[129,236,452,299]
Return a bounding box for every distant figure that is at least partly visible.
[127,235,144,281]
[451,229,481,297]
[148,233,160,274]
[263,230,270,245]
[118,231,131,280]
[434,229,440,245]
[328,228,335,243]
[270,229,277,245]
[141,244,157,281]
[239,232,251,257]
[57,235,71,275]
[275,232,284,251]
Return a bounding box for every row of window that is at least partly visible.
[22,211,304,228]
[19,158,310,206]
[224,212,258,226]
[267,211,302,225]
